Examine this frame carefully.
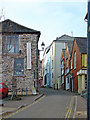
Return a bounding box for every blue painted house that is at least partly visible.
[43,45,51,88]
[46,46,51,87]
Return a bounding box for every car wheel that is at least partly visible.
[2,93,4,99]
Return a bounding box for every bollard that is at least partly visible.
[21,88,23,96]
[26,88,28,96]
[54,84,55,89]
[57,84,58,90]
[11,91,14,100]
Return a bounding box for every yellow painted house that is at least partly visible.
[77,53,87,94]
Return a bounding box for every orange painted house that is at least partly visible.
[70,37,87,92]
[64,43,73,90]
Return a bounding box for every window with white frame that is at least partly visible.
[3,35,19,53]
[71,60,72,69]
[62,76,64,84]
[74,51,76,69]
[61,60,64,75]
[66,58,68,68]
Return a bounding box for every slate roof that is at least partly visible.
[0,19,40,35]
[56,34,74,42]
[75,37,87,54]
[67,42,73,56]
[61,49,66,61]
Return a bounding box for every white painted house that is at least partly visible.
[50,34,74,89]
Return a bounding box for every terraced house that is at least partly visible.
[42,34,74,89]
[60,37,87,94]
[0,19,41,92]
[64,42,73,91]
[71,37,87,94]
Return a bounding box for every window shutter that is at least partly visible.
[27,43,31,69]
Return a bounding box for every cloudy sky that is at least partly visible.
[0,0,88,59]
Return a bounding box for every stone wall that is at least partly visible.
[2,34,38,92]
[0,34,2,83]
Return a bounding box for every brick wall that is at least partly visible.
[71,40,82,91]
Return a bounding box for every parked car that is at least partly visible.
[0,83,8,98]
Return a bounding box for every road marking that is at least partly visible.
[65,96,74,120]
[65,97,73,119]
[3,95,46,119]
[73,96,77,118]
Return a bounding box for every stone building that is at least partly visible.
[0,19,41,92]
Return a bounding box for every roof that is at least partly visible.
[56,34,74,42]
[67,42,73,56]
[50,34,74,47]
[75,37,87,54]
[0,19,40,35]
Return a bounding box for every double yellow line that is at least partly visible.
[3,95,46,119]
[65,96,74,120]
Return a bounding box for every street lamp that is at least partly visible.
[87,1,90,119]
[36,42,45,92]
[84,13,88,22]
[39,42,45,52]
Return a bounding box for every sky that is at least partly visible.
[0,0,88,59]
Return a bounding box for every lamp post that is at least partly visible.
[87,1,90,119]
[36,42,45,92]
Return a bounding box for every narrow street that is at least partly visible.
[3,88,76,119]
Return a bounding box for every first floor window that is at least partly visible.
[14,58,24,76]
[3,35,19,53]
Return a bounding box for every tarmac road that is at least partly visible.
[3,88,75,119]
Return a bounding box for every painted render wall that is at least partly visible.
[51,42,55,87]
[55,42,66,89]
[50,41,66,89]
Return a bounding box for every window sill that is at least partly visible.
[2,53,20,56]
[13,75,26,77]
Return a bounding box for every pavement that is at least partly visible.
[0,89,87,119]
[0,93,44,119]
[74,96,87,119]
